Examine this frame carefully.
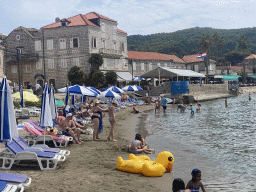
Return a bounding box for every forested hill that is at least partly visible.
[127,27,256,59]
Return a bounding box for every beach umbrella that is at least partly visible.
[40,83,53,144]
[0,77,19,142]
[98,90,121,99]
[131,85,143,91]
[64,84,69,106]
[49,84,57,120]
[132,77,144,81]
[103,86,124,94]
[12,91,39,102]
[122,85,137,91]
[71,95,75,105]
[56,100,64,106]
[81,95,86,103]
[86,86,101,94]
[19,85,24,108]
[59,85,97,97]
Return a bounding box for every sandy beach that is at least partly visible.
[1,104,176,192]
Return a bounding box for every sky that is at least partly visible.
[1,0,256,36]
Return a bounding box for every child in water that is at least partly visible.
[129,133,155,154]
[155,99,160,114]
[196,103,201,112]
[186,169,206,192]
[172,178,191,192]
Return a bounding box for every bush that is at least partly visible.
[13,100,41,109]
[67,66,85,85]
[105,71,117,85]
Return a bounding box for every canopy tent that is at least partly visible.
[140,67,205,79]
[116,72,133,82]
[214,75,241,81]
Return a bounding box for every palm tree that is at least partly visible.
[238,35,248,83]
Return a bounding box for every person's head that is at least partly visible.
[172,178,185,192]
[190,104,192,107]
[94,99,101,106]
[66,113,73,119]
[58,110,63,116]
[112,100,118,107]
[135,133,142,141]
[191,169,201,182]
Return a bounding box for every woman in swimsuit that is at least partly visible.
[90,99,108,141]
[186,169,206,192]
[129,134,155,154]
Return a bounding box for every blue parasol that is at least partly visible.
[19,85,24,108]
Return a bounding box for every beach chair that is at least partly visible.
[134,98,145,105]
[0,141,65,170]
[116,99,126,109]
[13,137,70,156]
[23,123,73,148]
[0,172,32,191]
[26,107,40,117]
[127,99,136,106]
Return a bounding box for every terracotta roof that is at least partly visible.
[245,54,256,60]
[182,54,204,63]
[217,66,252,72]
[42,12,126,34]
[85,12,117,23]
[13,26,38,38]
[128,51,185,63]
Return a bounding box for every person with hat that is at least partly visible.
[90,99,108,141]
[107,100,119,142]
[59,112,82,144]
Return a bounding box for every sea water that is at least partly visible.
[139,94,256,191]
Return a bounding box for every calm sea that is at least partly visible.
[139,94,256,191]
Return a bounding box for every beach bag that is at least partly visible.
[46,127,58,136]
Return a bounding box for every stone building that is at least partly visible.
[182,54,216,75]
[241,54,256,74]
[4,12,128,89]
[127,51,186,78]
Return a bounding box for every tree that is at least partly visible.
[224,51,244,65]
[88,53,103,72]
[105,71,117,86]
[212,33,224,67]
[238,35,248,83]
[84,70,106,89]
[67,66,85,85]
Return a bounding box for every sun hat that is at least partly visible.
[66,113,73,117]
[112,100,118,105]
[94,99,101,104]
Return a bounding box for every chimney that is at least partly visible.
[55,17,60,23]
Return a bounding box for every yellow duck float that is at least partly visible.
[116,151,174,177]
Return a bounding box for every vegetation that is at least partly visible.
[105,71,118,86]
[127,27,256,59]
[67,66,85,85]
[84,70,106,89]
[13,100,41,109]
[88,53,104,72]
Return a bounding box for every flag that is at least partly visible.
[197,52,207,59]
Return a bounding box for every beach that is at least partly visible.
[2,104,176,192]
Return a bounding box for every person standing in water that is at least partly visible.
[249,92,251,101]
[225,97,228,108]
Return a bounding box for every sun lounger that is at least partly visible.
[0,141,65,171]
[23,123,73,148]
[0,172,32,191]
[13,137,70,156]
[134,98,145,105]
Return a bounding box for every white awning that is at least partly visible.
[116,71,133,81]
[140,67,205,78]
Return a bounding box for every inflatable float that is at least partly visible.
[116,151,174,177]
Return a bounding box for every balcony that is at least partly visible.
[5,53,39,63]
[99,48,123,58]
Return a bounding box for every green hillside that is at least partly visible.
[127,27,256,59]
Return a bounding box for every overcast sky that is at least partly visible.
[1,0,256,36]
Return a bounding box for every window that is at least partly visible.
[61,22,67,27]
[113,42,116,50]
[113,26,117,34]
[102,39,105,49]
[92,37,97,48]
[59,38,66,49]
[103,58,107,68]
[36,59,42,69]
[133,61,136,70]
[73,58,80,66]
[187,65,191,70]
[16,35,20,40]
[164,63,167,67]
[141,63,144,71]
[194,65,199,72]
[101,23,105,32]
[26,65,31,73]
[149,63,152,71]
[35,40,41,51]
[70,38,79,48]
[48,59,54,69]
[209,64,212,70]
[61,59,67,68]
[17,48,22,54]
[47,39,53,50]
[120,42,124,52]
[157,63,160,67]
[11,66,17,73]
[114,59,118,68]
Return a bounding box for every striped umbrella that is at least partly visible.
[0,77,19,142]
[81,95,86,103]
[71,95,75,105]
[49,84,57,120]
[131,85,143,91]
[19,85,24,108]
[98,90,121,99]
[122,85,136,91]
[64,84,69,106]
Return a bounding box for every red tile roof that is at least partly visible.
[42,12,126,34]
[245,54,256,60]
[217,66,252,72]
[182,54,215,63]
[128,51,185,63]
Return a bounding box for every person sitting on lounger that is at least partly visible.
[59,113,82,144]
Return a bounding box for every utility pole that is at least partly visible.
[16,48,21,87]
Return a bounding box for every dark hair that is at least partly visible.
[191,169,201,182]
[172,178,185,192]
[135,133,142,141]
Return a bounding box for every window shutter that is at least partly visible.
[70,38,73,48]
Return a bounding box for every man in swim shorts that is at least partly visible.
[161,95,167,113]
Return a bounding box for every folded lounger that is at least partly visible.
[0,172,32,192]
[0,141,65,171]
[13,137,70,156]
[23,122,73,148]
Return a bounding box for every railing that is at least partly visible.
[99,48,123,56]
[5,53,39,62]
